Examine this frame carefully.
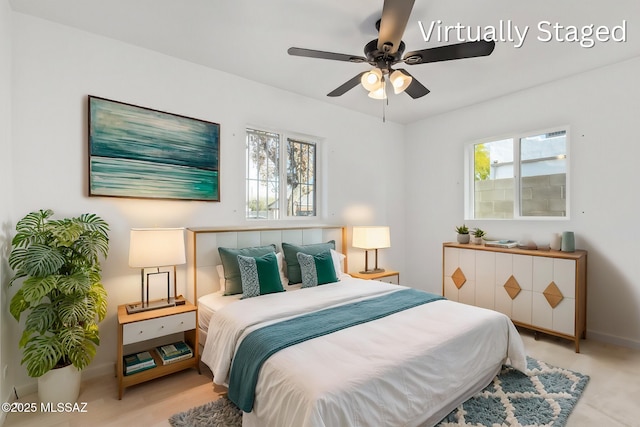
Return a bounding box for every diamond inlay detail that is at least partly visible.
[504,275,521,299]
[544,281,564,308]
[452,267,467,289]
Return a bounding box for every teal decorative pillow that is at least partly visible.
[237,252,285,299]
[296,250,338,288]
[218,244,277,295]
[282,241,336,284]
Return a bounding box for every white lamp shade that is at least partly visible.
[129,228,186,268]
[368,85,387,100]
[390,69,412,94]
[352,226,391,249]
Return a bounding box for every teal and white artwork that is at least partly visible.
[89,96,220,201]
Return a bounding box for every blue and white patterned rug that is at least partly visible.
[437,357,589,427]
[170,357,588,427]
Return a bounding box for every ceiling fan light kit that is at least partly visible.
[288,0,495,102]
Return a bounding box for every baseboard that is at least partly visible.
[588,330,640,349]
[82,361,115,380]
[14,382,37,400]
[10,361,115,402]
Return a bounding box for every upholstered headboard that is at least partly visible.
[185,226,347,302]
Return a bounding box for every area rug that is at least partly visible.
[436,357,589,426]
[169,357,588,427]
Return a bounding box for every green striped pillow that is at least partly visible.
[296,250,338,288]
[282,241,336,284]
[219,244,277,295]
[237,252,285,299]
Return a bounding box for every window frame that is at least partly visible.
[245,126,322,221]
[464,125,570,221]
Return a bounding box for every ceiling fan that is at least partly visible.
[288,0,495,100]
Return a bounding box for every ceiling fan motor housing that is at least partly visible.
[364,39,405,68]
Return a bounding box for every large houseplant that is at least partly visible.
[8,209,109,400]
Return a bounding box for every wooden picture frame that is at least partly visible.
[88,96,220,201]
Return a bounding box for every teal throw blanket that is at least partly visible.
[228,288,445,412]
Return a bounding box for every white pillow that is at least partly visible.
[276,251,289,286]
[331,249,347,278]
[216,251,289,290]
[215,264,226,293]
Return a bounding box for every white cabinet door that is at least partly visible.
[443,247,461,301]
[531,257,576,335]
[443,247,476,305]
[511,255,532,324]
[494,253,512,316]
[458,249,476,306]
[494,253,532,324]
[554,259,576,299]
[532,257,554,330]
[475,251,495,310]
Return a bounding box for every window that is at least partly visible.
[246,128,317,220]
[465,127,569,219]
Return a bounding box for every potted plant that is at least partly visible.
[8,209,109,403]
[455,224,470,244]
[472,228,486,244]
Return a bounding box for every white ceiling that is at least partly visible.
[9,0,640,124]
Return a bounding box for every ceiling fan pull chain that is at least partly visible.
[382,82,387,123]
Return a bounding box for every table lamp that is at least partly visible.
[126,228,186,314]
[352,226,391,274]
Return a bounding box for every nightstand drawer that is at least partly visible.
[378,275,399,285]
[122,311,196,345]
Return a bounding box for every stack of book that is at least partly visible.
[123,351,156,375]
[484,239,518,248]
[156,341,193,365]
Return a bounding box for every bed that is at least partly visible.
[187,226,527,427]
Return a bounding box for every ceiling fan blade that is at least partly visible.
[396,69,430,98]
[377,0,415,54]
[403,40,495,64]
[288,47,366,63]
[327,72,367,97]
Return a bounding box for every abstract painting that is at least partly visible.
[88,96,220,201]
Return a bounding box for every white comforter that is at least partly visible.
[201,278,526,427]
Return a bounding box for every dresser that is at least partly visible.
[442,243,587,352]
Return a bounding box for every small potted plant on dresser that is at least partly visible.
[471,228,486,244]
[8,209,109,404]
[455,224,470,244]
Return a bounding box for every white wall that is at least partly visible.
[405,56,640,348]
[0,0,15,418]
[7,13,405,394]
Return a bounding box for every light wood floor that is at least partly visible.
[4,330,640,427]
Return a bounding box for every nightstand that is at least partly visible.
[350,270,400,285]
[116,300,200,399]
